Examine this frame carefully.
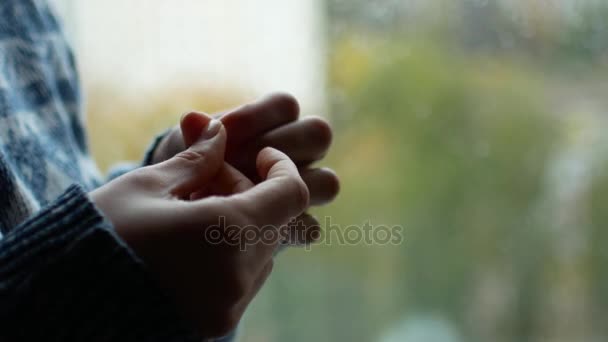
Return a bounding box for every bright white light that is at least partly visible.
[51,0,327,114]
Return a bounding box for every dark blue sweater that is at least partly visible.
[0,0,212,340]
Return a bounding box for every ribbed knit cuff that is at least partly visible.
[0,184,201,341]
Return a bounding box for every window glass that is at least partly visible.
[55,1,608,341]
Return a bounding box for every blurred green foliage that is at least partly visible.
[274,36,565,342]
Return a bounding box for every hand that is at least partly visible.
[152,93,340,209]
[91,114,310,338]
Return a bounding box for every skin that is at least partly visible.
[153,93,340,209]
[90,94,340,338]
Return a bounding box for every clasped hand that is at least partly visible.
[90,94,339,338]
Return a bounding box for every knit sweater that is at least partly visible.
[0,0,216,340]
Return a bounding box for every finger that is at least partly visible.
[181,111,211,147]
[232,147,310,228]
[229,116,333,172]
[259,116,332,165]
[155,113,226,198]
[156,111,210,165]
[301,168,340,206]
[281,213,322,248]
[220,93,300,150]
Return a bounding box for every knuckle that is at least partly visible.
[288,177,310,211]
[183,111,200,117]
[174,149,209,164]
[128,167,166,190]
[238,103,256,116]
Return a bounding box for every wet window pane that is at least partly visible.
[54,0,608,340]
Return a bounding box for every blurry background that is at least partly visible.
[51,0,608,341]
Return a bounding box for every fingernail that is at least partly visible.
[202,119,222,138]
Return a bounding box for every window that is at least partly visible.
[55,1,608,341]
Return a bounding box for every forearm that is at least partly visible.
[0,185,199,341]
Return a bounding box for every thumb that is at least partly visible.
[228,147,309,228]
[181,111,211,148]
[156,112,227,198]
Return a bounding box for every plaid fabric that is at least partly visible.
[0,1,213,340]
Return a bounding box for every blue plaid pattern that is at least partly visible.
[0,0,101,235]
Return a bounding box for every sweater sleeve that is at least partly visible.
[0,184,202,341]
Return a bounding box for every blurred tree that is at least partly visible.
[328,37,562,341]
